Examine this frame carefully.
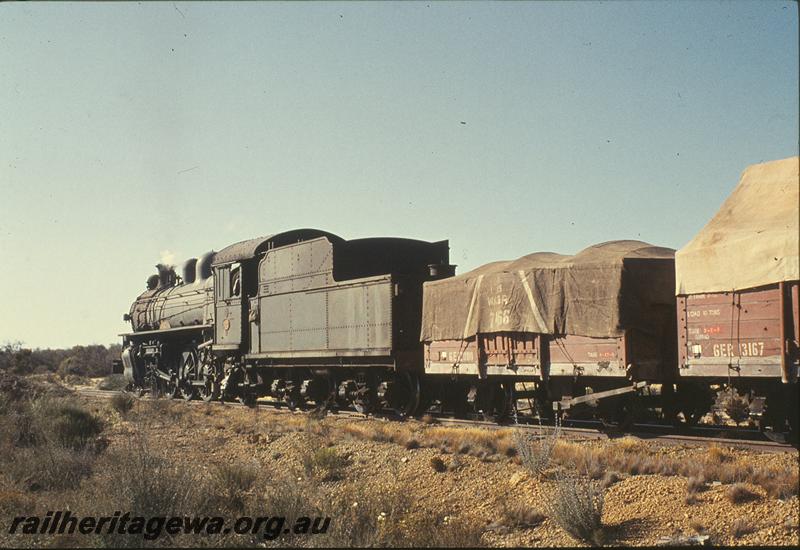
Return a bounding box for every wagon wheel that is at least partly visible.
[442,382,470,418]
[178,349,199,401]
[676,382,713,428]
[478,383,513,423]
[616,394,643,431]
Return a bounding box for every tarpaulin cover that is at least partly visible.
[675,156,799,295]
[421,241,675,341]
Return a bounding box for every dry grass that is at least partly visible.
[208,462,259,513]
[97,374,128,391]
[551,438,798,500]
[110,392,135,415]
[706,445,731,464]
[321,481,484,547]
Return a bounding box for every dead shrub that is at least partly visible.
[514,421,561,478]
[601,471,621,489]
[405,438,420,450]
[500,501,546,529]
[757,469,799,500]
[706,445,730,464]
[687,476,706,494]
[726,483,759,504]
[731,518,756,539]
[690,521,707,535]
[430,456,447,473]
[546,472,605,546]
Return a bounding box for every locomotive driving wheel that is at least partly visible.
[178,349,199,401]
[197,350,220,402]
[149,368,178,399]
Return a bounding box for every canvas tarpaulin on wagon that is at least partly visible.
[421,240,676,341]
[675,156,800,295]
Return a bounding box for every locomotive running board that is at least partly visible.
[553,381,649,412]
[119,324,212,337]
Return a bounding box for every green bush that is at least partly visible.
[302,447,348,481]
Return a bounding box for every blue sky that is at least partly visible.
[1,1,797,348]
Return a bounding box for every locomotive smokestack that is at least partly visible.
[182,258,198,284]
[196,251,216,280]
[156,263,176,288]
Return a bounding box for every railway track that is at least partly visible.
[77,388,797,454]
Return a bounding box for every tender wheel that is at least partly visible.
[379,372,422,418]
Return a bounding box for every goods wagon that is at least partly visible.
[675,156,799,433]
[420,240,678,422]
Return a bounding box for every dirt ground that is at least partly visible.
[1,383,798,548]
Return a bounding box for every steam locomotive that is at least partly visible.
[120,157,798,438]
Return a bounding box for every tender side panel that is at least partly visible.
[258,276,393,358]
[678,285,784,378]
